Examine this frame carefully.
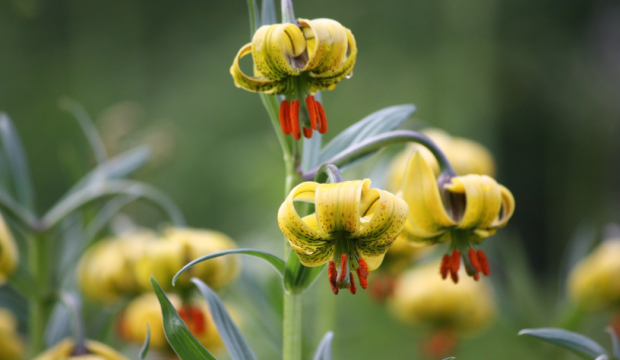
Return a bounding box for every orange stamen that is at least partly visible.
[357,258,369,289]
[328,261,339,295]
[450,249,461,274]
[303,127,313,138]
[316,101,328,134]
[440,254,450,279]
[477,250,490,276]
[279,100,291,135]
[450,270,459,284]
[290,99,301,140]
[349,272,357,294]
[337,254,348,283]
[306,95,318,130]
[468,248,481,272]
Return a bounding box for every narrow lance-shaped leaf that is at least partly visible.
[151,277,218,360]
[261,0,276,26]
[606,327,620,359]
[519,328,609,360]
[173,249,286,286]
[59,97,108,165]
[139,324,150,360]
[312,331,334,360]
[0,113,35,211]
[192,278,258,360]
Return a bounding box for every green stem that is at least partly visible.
[28,232,53,356]
[283,292,302,360]
[303,130,457,180]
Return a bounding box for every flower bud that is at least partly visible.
[78,231,155,303]
[0,308,24,360]
[568,238,620,311]
[388,262,496,334]
[118,293,226,353]
[33,338,127,360]
[134,227,240,292]
[0,213,18,284]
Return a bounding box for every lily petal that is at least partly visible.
[490,185,515,228]
[315,180,368,235]
[230,43,291,94]
[445,175,502,230]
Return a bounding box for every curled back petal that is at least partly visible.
[356,248,387,271]
[446,175,502,230]
[315,180,367,235]
[230,43,290,94]
[399,221,452,246]
[254,24,301,79]
[401,151,456,240]
[490,185,515,229]
[278,182,330,256]
[356,189,409,249]
[307,29,357,92]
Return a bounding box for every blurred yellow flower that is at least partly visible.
[400,151,514,282]
[568,238,620,311]
[0,308,24,360]
[118,292,225,352]
[230,19,357,140]
[33,338,128,360]
[0,213,18,284]
[388,262,496,333]
[278,179,408,294]
[388,128,496,192]
[78,231,155,303]
[134,227,240,292]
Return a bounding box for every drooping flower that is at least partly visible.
[0,213,18,284]
[118,293,226,353]
[230,19,357,140]
[0,308,24,360]
[387,128,496,193]
[568,237,620,311]
[134,227,240,292]
[400,151,514,282]
[278,179,408,294]
[33,338,128,360]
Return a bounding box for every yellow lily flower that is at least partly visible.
[278,179,409,294]
[230,19,357,140]
[0,308,24,360]
[33,338,128,360]
[400,151,515,282]
[118,293,226,353]
[0,213,18,284]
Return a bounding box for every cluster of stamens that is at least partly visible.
[440,248,490,284]
[279,95,328,140]
[327,254,368,295]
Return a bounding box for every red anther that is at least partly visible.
[305,95,318,130]
[357,258,369,289]
[328,261,339,295]
[450,270,459,284]
[316,101,328,134]
[349,272,357,294]
[290,99,301,140]
[450,249,461,274]
[179,306,206,335]
[468,248,482,272]
[337,254,348,284]
[440,254,450,280]
[303,127,313,138]
[477,250,490,276]
[279,100,291,135]
[473,273,480,281]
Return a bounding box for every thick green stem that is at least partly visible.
[283,292,302,360]
[28,232,53,357]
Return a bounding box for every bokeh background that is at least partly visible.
[1,0,620,359]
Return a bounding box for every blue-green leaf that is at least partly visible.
[284,250,325,294]
[139,324,151,360]
[519,328,608,359]
[606,327,620,359]
[312,331,334,360]
[59,97,107,164]
[173,249,285,285]
[0,113,35,211]
[246,0,259,36]
[192,278,258,360]
[151,277,218,360]
[260,0,276,26]
[318,105,416,165]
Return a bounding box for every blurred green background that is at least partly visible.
[1,0,619,358]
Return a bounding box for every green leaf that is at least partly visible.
[606,327,620,359]
[283,250,325,294]
[519,328,608,359]
[246,0,259,36]
[0,113,35,211]
[139,324,150,360]
[173,249,286,286]
[260,0,276,26]
[59,97,108,165]
[318,105,415,165]
[312,331,334,360]
[151,277,218,360]
[192,278,258,360]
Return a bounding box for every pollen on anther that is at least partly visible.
[306,95,318,130]
[316,101,328,134]
[468,248,481,272]
[349,272,357,294]
[290,99,301,140]
[328,260,339,295]
[477,250,490,276]
[450,249,460,274]
[279,100,291,135]
[440,254,450,279]
[357,258,369,289]
[338,254,348,283]
[303,127,313,138]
